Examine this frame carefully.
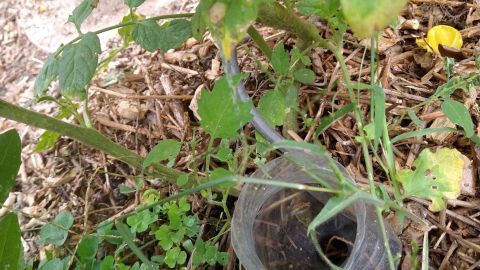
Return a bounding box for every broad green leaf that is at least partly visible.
[133,19,192,52]
[307,191,361,234]
[197,76,253,139]
[0,129,21,204]
[397,148,464,211]
[124,0,145,8]
[293,68,315,84]
[99,256,114,270]
[372,85,386,150]
[34,131,60,152]
[58,32,101,99]
[118,12,144,45]
[38,211,74,246]
[258,90,285,127]
[210,168,234,188]
[341,0,408,38]
[0,212,22,270]
[157,19,192,51]
[77,237,100,261]
[132,20,162,52]
[176,174,189,187]
[143,139,181,168]
[126,209,157,234]
[191,0,215,40]
[271,43,290,76]
[298,0,340,18]
[38,259,66,270]
[441,98,474,137]
[68,0,96,31]
[34,56,58,97]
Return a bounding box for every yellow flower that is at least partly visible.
[416,25,463,54]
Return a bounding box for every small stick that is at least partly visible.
[91,86,193,100]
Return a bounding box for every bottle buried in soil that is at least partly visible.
[231,150,402,270]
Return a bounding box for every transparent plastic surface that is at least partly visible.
[232,150,402,269]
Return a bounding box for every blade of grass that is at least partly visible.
[391,127,458,144]
[421,231,429,270]
[315,104,354,135]
[115,220,154,270]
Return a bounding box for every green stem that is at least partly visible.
[0,99,184,182]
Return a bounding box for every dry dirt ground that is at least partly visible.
[1,0,480,269]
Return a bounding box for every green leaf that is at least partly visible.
[0,129,21,204]
[133,19,192,52]
[165,247,182,268]
[391,127,458,144]
[271,43,290,76]
[298,0,341,18]
[157,19,192,51]
[68,0,96,31]
[34,56,58,97]
[34,131,60,152]
[397,148,464,211]
[99,256,114,270]
[124,0,145,8]
[58,32,101,99]
[132,20,163,52]
[372,85,386,150]
[341,0,408,38]
[258,90,285,127]
[197,75,253,139]
[155,225,173,250]
[407,108,424,127]
[119,184,136,194]
[315,104,354,135]
[38,211,74,246]
[77,237,100,261]
[38,259,66,270]
[143,139,181,169]
[0,212,22,270]
[126,209,157,233]
[176,174,189,187]
[307,191,363,234]
[118,12,144,45]
[293,68,315,84]
[441,98,474,137]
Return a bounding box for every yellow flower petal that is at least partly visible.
[416,25,463,54]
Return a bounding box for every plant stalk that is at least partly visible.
[0,99,184,182]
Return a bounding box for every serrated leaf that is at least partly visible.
[0,212,22,270]
[34,56,58,97]
[68,0,96,31]
[258,90,285,126]
[132,20,162,52]
[197,75,253,139]
[0,129,21,204]
[58,32,101,99]
[38,211,74,246]
[157,19,192,51]
[441,98,474,137]
[133,19,192,52]
[118,12,144,45]
[34,131,60,152]
[124,0,145,8]
[341,0,408,38]
[293,68,315,84]
[397,148,464,211]
[298,0,341,18]
[272,43,290,76]
[143,139,181,169]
